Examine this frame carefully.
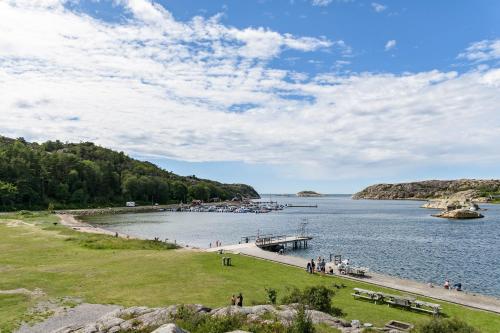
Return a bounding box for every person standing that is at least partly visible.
[444,279,450,290]
[311,259,316,273]
[237,293,243,307]
[230,294,236,305]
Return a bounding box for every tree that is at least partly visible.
[0,181,18,207]
[188,183,210,201]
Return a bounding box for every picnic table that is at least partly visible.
[351,288,441,316]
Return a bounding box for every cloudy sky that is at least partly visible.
[1,0,499,193]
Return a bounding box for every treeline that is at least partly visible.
[0,136,259,211]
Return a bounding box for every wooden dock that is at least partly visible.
[255,235,312,250]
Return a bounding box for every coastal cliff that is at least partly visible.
[352,179,500,202]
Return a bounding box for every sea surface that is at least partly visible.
[83,195,500,298]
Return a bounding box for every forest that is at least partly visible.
[0,136,259,211]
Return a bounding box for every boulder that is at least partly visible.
[433,209,484,219]
[306,310,337,325]
[151,323,188,333]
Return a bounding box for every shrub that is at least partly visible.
[265,288,277,304]
[412,317,479,333]
[282,285,341,315]
[287,304,315,333]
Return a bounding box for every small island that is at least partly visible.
[296,190,322,197]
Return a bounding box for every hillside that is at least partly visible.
[352,179,500,201]
[0,136,259,211]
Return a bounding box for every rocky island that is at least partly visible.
[296,190,322,197]
[352,179,500,202]
[353,179,500,219]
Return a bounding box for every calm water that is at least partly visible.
[84,195,500,298]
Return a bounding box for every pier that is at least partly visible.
[255,235,312,250]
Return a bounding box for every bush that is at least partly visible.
[287,304,315,333]
[265,288,277,305]
[282,285,341,315]
[412,318,479,333]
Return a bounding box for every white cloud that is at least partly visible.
[1,0,500,182]
[371,2,387,13]
[311,0,333,7]
[458,39,500,62]
[385,39,396,51]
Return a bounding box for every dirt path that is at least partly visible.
[209,243,500,314]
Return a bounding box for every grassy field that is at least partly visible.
[1,212,499,332]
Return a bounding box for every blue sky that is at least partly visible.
[1,0,499,193]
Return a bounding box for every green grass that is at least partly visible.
[0,294,33,333]
[1,212,499,332]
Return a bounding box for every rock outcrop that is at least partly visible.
[53,304,364,333]
[352,179,500,201]
[433,209,484,219]
[420,190,484,210]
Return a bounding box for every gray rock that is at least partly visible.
[306,310,337,325]
[96,316,124,331]
[151,323,188,333]
[433,208,484,219]
[135,308,172,330]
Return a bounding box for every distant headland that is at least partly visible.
[353,179,500,219]
[352,179,500,202]
[296,190,322,197]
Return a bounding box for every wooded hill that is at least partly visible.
[0,136,259,211]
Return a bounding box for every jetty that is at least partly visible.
[239,234,312,251]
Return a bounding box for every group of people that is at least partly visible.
[306,256,327,274]
[444,279,462,291]
[230,293,244,306]
[209,240,222,248]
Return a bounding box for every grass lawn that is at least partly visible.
[1,212,499,332]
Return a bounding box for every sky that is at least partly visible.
[1,0,499,194]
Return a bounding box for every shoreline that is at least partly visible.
[57,212,500,314]
[207,243,500,314]
[57,213,199,250]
